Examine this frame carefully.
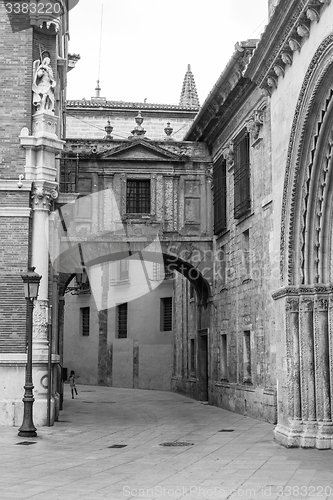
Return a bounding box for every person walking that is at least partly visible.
[68,370,78,399]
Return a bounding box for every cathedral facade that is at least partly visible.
[1,0,333,450]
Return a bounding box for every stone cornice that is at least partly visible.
[0,179,32,191]
[245,0,331,96]
[0,207,31,217]
[63,138,210,161]
[185,40,258,142]
[272,283,333,300]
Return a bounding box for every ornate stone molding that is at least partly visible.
[33,299,49,344]
[222,142,234,169]
[32,183,58,211]
[245,0,331,95]
[246,108,266,142]
[272,283,333,300]
[280,35,333,284]
[29,0,65,32]
[32,111,58,137]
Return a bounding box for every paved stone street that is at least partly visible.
[1,385,333,500]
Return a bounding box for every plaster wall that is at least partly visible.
[64,266,174,390]
[66,112,195,141]
[63,292,99,385]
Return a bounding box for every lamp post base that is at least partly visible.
[18,429,37,438]
[18,386,37,437]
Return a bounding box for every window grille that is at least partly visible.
[161,297,173,331]
[126,180,150,213]
[234,129,250,219]
[213,157,227,234]
[117,303,128,338]
[60,155,79,193]
[81,307,90,336]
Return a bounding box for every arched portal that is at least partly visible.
[274,34,333,449]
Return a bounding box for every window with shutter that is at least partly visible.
[80,307,90,336]
[160,297,173,331]
[233,128,250,219]
[213,158,227,234]
[117,303,128,338]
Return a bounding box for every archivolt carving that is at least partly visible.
[280,34,333,285]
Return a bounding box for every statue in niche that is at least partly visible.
[32,51,56,112]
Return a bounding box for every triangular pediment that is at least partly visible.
[100,139,181,161]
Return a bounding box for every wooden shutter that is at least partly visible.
[117,303,128,338]
[213,158,227,234]
[234,129,250,219]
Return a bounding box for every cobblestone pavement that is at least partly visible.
[1,385,333,500]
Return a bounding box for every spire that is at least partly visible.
[91,79,106,101]
[95,80,101,98]
[179,64,200,107]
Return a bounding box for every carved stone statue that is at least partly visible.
[32,52,56,112]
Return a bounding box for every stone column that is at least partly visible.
[273,285,333,449]
[19,111,64,425]
[314,295,333,448]
[299,296,316,446]
[31,184,58,354]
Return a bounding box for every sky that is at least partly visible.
[67,0,269,105]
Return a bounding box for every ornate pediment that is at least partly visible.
[99,139,184,162]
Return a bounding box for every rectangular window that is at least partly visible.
[234,128,250,219]
[117,303,128,338]
[213,157,227,234]
[242,229,250,277]
[161,297,173,331]
[243,330,252,383]
[119,259,129,281]
[60,156,79,193]
[126,179,150,213]
[190,338,196,375]
[110,260,130,285]
[220,334,228,381]
[217,245,227,287]
[152,262,174,281]
[81,307,90,336]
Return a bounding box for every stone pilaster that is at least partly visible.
[273,285,333,449]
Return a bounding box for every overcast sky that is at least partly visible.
[67,0,268,105]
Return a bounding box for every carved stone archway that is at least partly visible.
[274,35,333,449]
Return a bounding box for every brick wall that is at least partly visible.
[0,205,31,353]
[0,2,33,177]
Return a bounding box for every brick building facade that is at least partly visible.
[0,0,70,425]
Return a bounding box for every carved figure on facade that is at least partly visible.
[32,52,56,112]
[33,300,49,342]
[245,109,265,141]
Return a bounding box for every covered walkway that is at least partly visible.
[1,386,333,499]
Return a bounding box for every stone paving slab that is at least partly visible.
[1,385,333,500]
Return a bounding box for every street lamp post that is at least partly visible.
[18,267,42,438]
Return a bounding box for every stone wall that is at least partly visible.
[66,108,197,141]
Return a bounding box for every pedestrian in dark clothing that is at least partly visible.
[68,370,78,399]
